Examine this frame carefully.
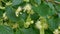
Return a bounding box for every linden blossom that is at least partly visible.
[15,6,22,17]
[23,4,31,11]
[6,1,12,6]
[24,22,31,28]
[35,20,42,29]
[0,6,5,9]
[53,29,60,34]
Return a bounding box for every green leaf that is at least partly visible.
[34,0,41,5]
[12,0,23,6]
[0,25,14,34]
[47,2,54,10]
[47,17,60,31]
[32,2,56,16]
[58,13,60,18]
[45,29,53,34]
[16,28,39,34]
[30,13,39,21]
[0,10,3,19]
[6,6,27,22]
[55,4,60,12]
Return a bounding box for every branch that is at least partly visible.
[54,1,60,4]
[45,0,60,4]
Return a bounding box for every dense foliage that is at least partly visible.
[0,0,60,34]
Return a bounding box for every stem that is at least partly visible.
[40,26,44,34]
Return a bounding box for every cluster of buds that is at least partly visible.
[15,6,22,17]
[29,10,34,15]
[35,20,42,29]
[35,17,48,30]
[12,23,19,29]
[24,12,34,28]
[15,4,34,17]
[6,1,12,6]
[53,26,60,34]
[35,17,48,34]
[3,12,8,20]
[24,20,34,28]
[3,12,9,26]
[35,20,48,29]
[53,29,60,34]
[23,4,32,13]
[35,18,48,34]
[0,6,5,9]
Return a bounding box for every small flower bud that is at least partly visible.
[24,22,30,28]
[30,20,34,24]
[58,26,60,29]
[12,23,18,29]
[6,1,12,6]
[3,12,7,20]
